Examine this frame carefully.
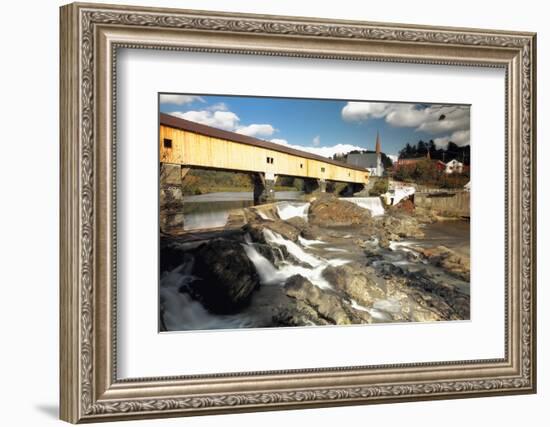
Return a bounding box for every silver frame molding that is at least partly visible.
[60,2,537,423]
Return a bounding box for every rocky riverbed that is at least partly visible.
[159,194,470,331]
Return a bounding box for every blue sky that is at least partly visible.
[159,94,470,159]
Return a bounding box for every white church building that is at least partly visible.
[345,131,384,177]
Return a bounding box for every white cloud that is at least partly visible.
[169,108,276,139]
[236,124,276,138]
[387,154,398,164]
[160,94,204,105]
[170,110,240,131]
[341,102,391,122]
[416,106,470,134]
[312,135,321,146]
[434,130,471,148]
[270,139,364,159]
[341,102,470,138]
[207,102,229,112]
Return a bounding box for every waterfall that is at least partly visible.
[263,229,322,268]
[242,230,349,290]
[341,197,385,216]
[276,202,310,221]
[160,262,255,330]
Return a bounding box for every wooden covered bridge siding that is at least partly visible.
[158,113,369,232]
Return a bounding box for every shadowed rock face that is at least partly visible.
[187,238,260,314]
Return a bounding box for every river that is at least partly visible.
[160,193,470,331]
[182,191,304,230]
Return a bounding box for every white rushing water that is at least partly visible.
[160,261,255,330]
[263,229,323,268]
[298,236,325,247]
[341,197,385,217]
[241,230,349,290]
[276,202,310,221]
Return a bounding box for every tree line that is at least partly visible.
[399,140,470,165]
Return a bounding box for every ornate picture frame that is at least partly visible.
[60,2,536,423]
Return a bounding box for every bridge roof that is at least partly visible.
[160,113,368,173]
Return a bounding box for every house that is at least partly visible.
[445,159,464,174]
[346,131,384,177]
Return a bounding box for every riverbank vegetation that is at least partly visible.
[394,159,470,189]
[181,170,301,195]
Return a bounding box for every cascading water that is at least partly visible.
[160,259,257,330]
[241,230,349,290]
[341,197,385,217]
[276,202,310,221]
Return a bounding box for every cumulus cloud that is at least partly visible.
[160,94,204,105]
[434,130,471,148]
[341,102,390,122]
[341,102,470,146]
[170,110,240,131]
[270,138,364,159]
[236,124,276,138]
[207,102,229,112]
[168,107,276,139]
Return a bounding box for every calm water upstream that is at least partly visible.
[182,191,304,230]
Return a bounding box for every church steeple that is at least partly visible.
[375,131,383,177]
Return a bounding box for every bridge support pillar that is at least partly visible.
[253,173,276,205]
[159,163,187,233]
[317,178,327,193]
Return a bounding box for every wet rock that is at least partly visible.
[245,218,302,242]
[404,271,470,320]
[188,238,260,314]
[283,275,353,325]
[286,216,308,231]
[322,263,385,307]
[308,194,374,228]
[418,246,470,281]
[414,206,438,224]
[380,214,424,239]
[253,242,285,264]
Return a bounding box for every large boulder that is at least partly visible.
[188,238,260,314]
[283,275,353,325]
[308,194,373,228]
[323,263,386,307]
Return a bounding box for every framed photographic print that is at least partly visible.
[60,2,537,423]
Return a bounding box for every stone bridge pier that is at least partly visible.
[159,163,189,233]
[252,173,276,205]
